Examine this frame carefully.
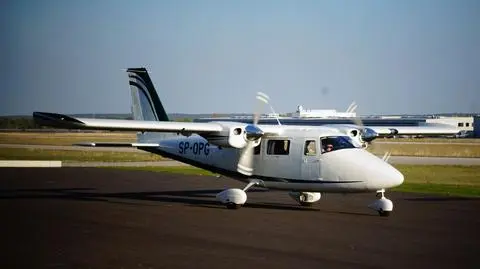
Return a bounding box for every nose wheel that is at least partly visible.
[368,189,393,217]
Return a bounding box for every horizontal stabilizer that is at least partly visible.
[74,142,160,148]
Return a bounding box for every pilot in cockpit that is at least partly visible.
[325,144,334,152]
[321,137,334,153]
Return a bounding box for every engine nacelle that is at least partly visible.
[205,125,248,149]
[206,124,262,149]
[288,192,321,206]
[345,127,377,148]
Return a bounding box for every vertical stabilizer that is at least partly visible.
[127,68,169,121]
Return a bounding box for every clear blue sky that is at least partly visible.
[2,0,479,116]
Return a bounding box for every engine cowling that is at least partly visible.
[205,124,262,149]
[345,127,378,147]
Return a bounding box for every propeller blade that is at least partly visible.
[254,92,270,125]
[237,92,269,176]
[382,151,391,163]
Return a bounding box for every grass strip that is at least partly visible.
[113,166,217,176]
[0,148,163,162]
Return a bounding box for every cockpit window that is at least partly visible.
[321,136,355,153]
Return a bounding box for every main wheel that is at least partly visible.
[226,202,242,209]
[378,209,390,217]
[299,201,314,207]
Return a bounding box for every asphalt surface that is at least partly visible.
[1,168,479,269]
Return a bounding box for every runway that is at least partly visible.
[1,168,478,269]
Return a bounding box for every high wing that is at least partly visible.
[366,125,459,137]
[73,142,160,147]
[33,111,281,150]
[33,112,223,134]
[32,68,284,151]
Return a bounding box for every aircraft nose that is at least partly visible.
[381,163,404,188]
[321,149,404,190]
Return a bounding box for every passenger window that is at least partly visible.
[304,140,316,156]
[321,136,355,153]
[267,140,290,155]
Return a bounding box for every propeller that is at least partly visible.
[382,151,392,163]
[237,92,269,176]
[351,111,378,148]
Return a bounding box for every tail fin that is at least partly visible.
[127,68,169,121]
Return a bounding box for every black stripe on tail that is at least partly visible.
[127,67,169,121]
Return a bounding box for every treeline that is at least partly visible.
[0,117,42,129]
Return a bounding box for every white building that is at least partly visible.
[293,105,357,118]
[426,117,473,132]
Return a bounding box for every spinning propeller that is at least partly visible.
[352,112,378,148]
[237,92,270,176]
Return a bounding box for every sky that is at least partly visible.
[1,0,479,116]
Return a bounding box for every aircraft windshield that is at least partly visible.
[321,136,356,153]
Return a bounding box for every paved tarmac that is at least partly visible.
[1,168,478,269]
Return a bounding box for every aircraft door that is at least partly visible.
[301,139,320,180]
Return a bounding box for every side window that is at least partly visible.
[304,140,316,156]
[254,142,261,155]
[267,140,290,155]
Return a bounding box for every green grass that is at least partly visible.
[392,165,480,197]
[368,143,480,157]
[2,132,480,157]
[393,183,480,197]
[381,138,480,143]
[0,148,164,162]
[0,132,136,145]
[114,166,217,176]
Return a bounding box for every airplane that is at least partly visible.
[33,67,404,216]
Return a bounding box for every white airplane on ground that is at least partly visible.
[33,68,404,216]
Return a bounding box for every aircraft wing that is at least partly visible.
[74,142,160,147]
[33,112,223,134]
[368,125,460,136]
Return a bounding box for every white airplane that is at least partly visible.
[33,67,404,216]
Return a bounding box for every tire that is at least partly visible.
[226,203,241,209]
[378,210,390,217]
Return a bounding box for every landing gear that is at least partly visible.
[216,180,263,209]
[288,192,321,206]
[368,189,393,217]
